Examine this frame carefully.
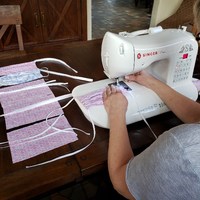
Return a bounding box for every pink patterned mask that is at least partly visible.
[77,84,129,109]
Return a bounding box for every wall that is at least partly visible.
[150,0,183,27]
[87,0,92,40]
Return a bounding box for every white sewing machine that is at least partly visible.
[72,27,199,128]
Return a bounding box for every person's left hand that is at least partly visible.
[102,85,128,117]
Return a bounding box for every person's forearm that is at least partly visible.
[108,113,134,198]
[149,79,200,123]
[126,71,200,123]
[108,114,133,174]
[103,86,135,199]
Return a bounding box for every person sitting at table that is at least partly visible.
[102,1,200,199]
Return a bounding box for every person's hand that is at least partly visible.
[102,85,128,117]
[125,70,159,89]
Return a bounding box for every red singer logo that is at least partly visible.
[143,51,158,57]
[137,51,158,59]
[137,53,141,59]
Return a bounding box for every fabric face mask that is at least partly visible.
[77,86,129,110]
[0,69,43,86]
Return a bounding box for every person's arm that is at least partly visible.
[103,86,136,200]
[125,71,200,123]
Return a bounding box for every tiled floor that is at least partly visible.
[92,0,151,39]
[33,1,151,199]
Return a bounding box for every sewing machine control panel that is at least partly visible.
[173,56,192,83]
[173,42,195,83]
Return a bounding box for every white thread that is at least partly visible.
[128,90,158,140]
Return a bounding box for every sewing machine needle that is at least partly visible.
[116,78,120,86]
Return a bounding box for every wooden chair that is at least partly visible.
[0,5,24,51]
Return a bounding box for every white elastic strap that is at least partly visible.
[128,91,158,140]
[16,97,90,146]
[0,93,72,118]
[40,68,93,82]
[45,97,91,137]
[10,125,75,146]
[0,80,68,95]
[0,113,64,147]
[22,128,76,143]
[0,98,80,147]
[0,83,71,148]
[34,58,78,73]
[26,109,96,168]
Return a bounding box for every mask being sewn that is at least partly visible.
[0,69,42,86]
[77,86,129,109]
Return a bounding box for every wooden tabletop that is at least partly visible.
[0,39,199,199]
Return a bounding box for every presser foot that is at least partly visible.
[108,80,132,91]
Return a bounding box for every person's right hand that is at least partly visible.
[102,85,128,117]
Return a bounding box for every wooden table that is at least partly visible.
[0,39,198,199]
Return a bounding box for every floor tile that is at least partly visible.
[92,0,151,39]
